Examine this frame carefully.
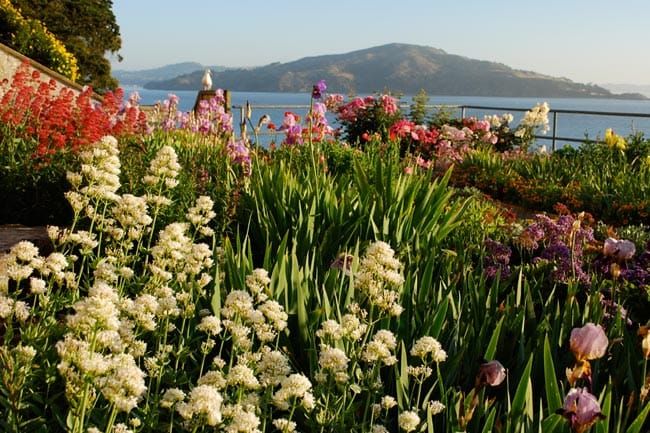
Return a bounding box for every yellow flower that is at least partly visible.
[604,128,626,151]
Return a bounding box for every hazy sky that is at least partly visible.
[111,0,649,85]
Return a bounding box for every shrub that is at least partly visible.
[0,0,78,81]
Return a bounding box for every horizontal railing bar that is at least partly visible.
[234,103,650,119]
[533,135,597,143]
[461,105,650,118]
[233,102,649,147]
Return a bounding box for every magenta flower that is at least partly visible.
[477,360,506,387]
[560,388,605,433]
[570,323,608,362]
[312,79,327,99]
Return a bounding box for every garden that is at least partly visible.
[0,64,649,433]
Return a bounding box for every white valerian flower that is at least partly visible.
[227,364,260,390]
[176,385,223,426]
[258,300,288,331]
[76,135,121,202]
[407,365,433,379]
[273,418,296,433]
[13,300,30,323]
[428,400,445,415]
[67,230,99,256]
[318,345,349,372]
[222,291,255,319]
[29,277,47,295]
[410,336,447,362]
[372,425,390,433]
[112,194,152,239]
[112,423,133,433]
[316,319,343,340]
[398,410,421,432]
[520,102,550,134]
[273,374,313,411]
[381,395,397,410]
[354,241,404,316]
[362,329,398,365]
[0,295,15,319]
[143,145,181,189]
[198,370,226,389]
[340,313,367,340]
[97,354,146,413]
[222,403,261,433]
[186,196,216,235]
[258,348,291,387]
[131,294,159,331]
[197,315,222,336]
[245,268,271,300]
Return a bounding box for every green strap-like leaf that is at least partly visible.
[625,401,650,433]
[543,335,562,413]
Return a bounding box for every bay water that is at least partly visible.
[132,88,650,149]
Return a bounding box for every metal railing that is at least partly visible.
[232,103,650,151]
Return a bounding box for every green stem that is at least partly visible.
[104,404,119,433]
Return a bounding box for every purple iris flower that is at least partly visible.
[312,80,327,99]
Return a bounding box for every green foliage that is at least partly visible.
[10,0,122,91]
[453,137,650,225]
[0,133,76,225]
[409,89,429,125]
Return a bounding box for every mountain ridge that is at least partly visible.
[138,44,647,99]
[113,62,227,87]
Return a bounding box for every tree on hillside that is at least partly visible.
[10,0,121,91]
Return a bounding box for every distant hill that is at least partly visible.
[142,44,646,99]
[113,62,226,87]
[601,83,650,98]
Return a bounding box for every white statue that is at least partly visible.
[201,69,212,90]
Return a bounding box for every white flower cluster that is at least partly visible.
[0,240,74,323]
[354,241,405,316]
[56,276,147,416]
[362,329,398,366]
[410,336,447,363]
[158,267,306,432]
[73,135,122,202]
[186,195,216,237]
[143,145,181,189]
[272,373,315,411]
[112,194,153,241]
[518,102,550,134]
[398,410,421,432]
[318,345,350,383]
[220,269,287,348]
[175,384,223,426]
[484,113,514,129]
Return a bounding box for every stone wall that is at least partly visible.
[0,41,99,100]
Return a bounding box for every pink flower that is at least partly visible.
[403,166,413,175]
[560,388,605,433]
[325,93,344,112]
[380,94,399,115]
[603,238,636,261]
[570,323,608,361]
[477,360,506,387]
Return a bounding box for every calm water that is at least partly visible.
[131,88,650,149]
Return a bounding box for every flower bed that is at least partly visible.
[0,79,649,433]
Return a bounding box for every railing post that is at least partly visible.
[239,104,247,141]
[552,111,558,151]
[461,106,466,119]
[224,90,231,113]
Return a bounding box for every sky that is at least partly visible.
[111,0,650,85]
